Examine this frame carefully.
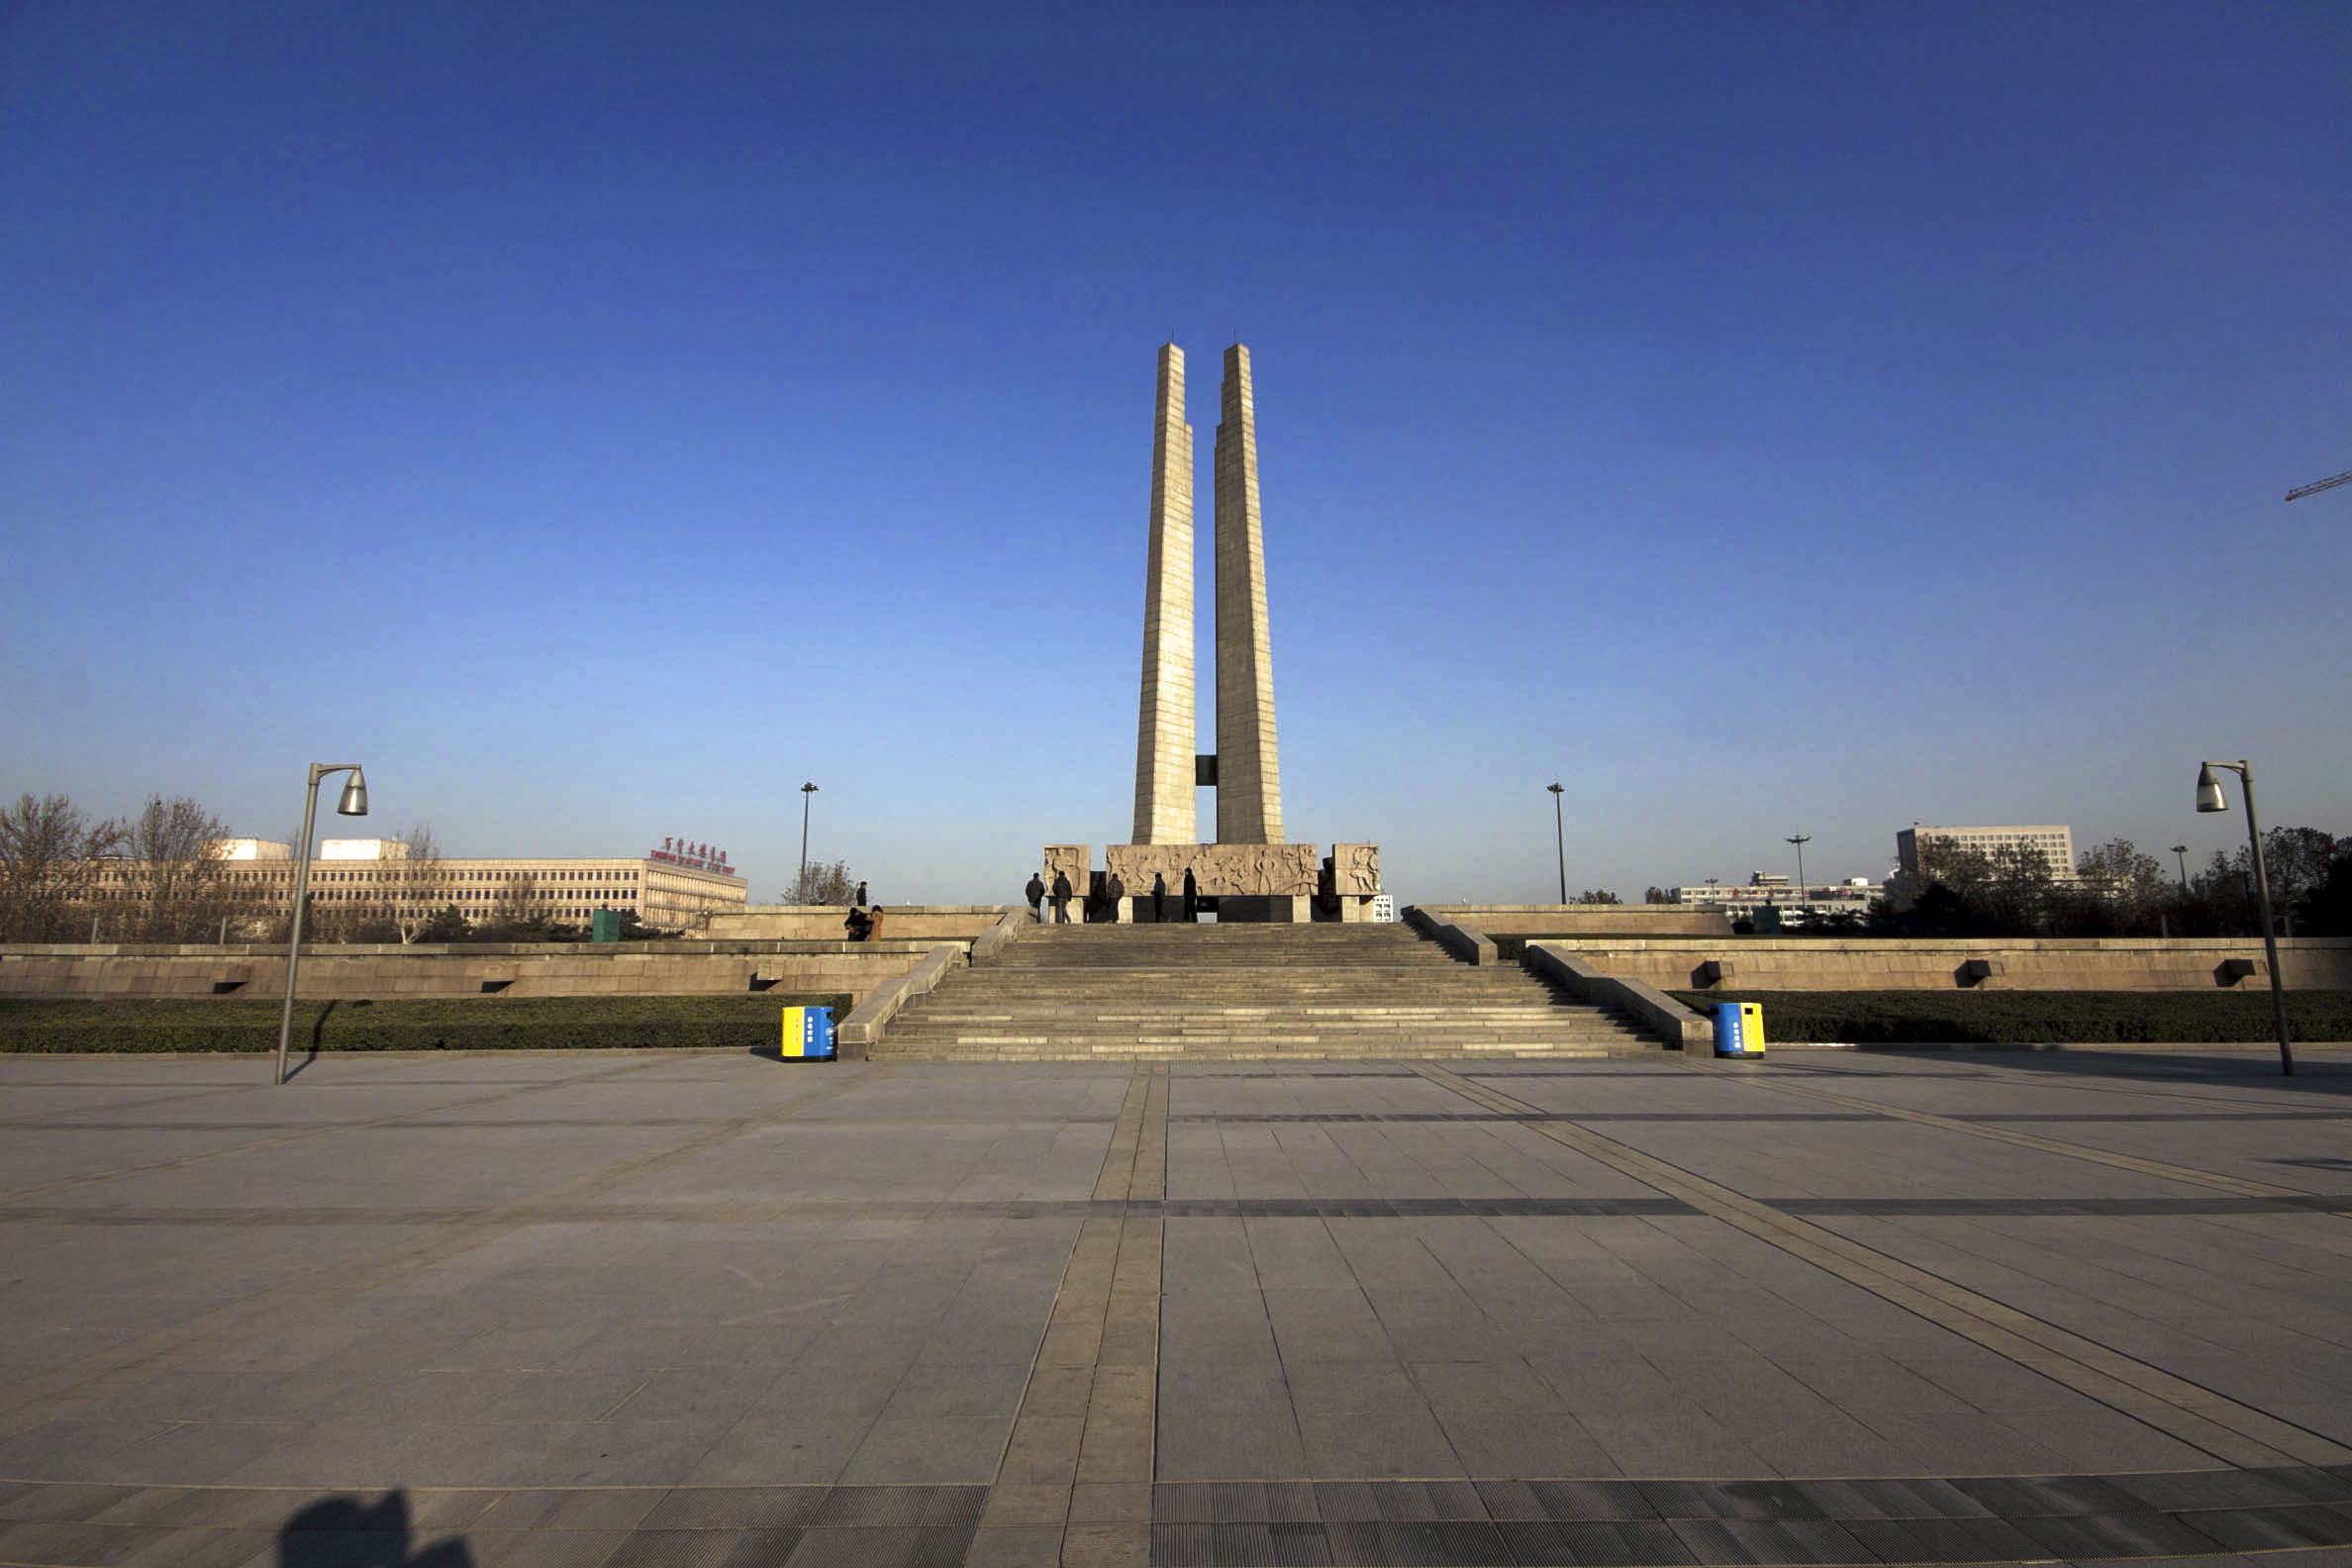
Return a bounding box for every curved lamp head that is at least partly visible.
[337,770,369,817]
[801,781,819,795]
[1547,782,1564,797]
[2195,763,2228,814]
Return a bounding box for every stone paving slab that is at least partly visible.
[0,1045,2348,1566]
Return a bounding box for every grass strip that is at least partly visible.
[0,994,853,1053]
[1664,989,2352,1044]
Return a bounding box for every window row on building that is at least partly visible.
[86,839,750,931]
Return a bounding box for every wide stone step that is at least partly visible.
[868,1043,1646,1060]
[869,922,1669,1060]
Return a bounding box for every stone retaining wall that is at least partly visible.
[1529,936,2352,992]
[0,940,936,1003]
[696,906,1013,940]
[1418,905,1736,937]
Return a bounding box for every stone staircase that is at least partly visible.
[867,922,1667,1061]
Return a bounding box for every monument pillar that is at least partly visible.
[1130,344,1197,844]
[1213,343,1284,844]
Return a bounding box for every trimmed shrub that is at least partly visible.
[1665,990,2352,1045]
[0,994,854,1053]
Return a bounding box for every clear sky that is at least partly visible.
[4,1,2348,907]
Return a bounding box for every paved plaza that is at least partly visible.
[1,1045,2350,1567]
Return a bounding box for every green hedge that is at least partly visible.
[1664,990,2352,1044]
[0,994,853,1054]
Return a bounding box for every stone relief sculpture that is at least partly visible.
[1043,845,1090,898]
[1331,843,1380,896]
[1104,843,1320,896]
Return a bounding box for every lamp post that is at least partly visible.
[2197,760,2293,1076]
[2170,844,2190,889]
[275,763,368,1086]
[797,781,819,897]
[1785,833,1812,915]
[1546,783,1566,904]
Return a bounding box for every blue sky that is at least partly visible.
[4,1,2347,906]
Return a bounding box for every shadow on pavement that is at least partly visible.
[1784,1045,2351,1092]
[279,1489,471,1566]
[279,999,340,1083]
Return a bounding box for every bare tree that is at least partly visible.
[787,858,857,906]
[0,794,126,940]
[386,825,453,943]
[123,796,234,941]
[488,870,539,929]
[2073,837,2167,931]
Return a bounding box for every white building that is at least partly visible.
[86,836,750,932]
[1668,873,1879,925]
[1896,825,2076,881]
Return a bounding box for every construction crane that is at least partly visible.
[2286,467,2352,502]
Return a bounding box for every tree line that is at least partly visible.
[0,792,670,944]
[1868,831,2352,939]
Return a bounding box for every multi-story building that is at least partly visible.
[88,837,747,933]
[1896,824,2076,881]
[1667,872,1880,925]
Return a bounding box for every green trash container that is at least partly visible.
[590,908,623,943]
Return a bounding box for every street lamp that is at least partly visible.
[1546,783,1566,904]
[1785,833,1812,912]
[797,781,819,897]
[2197,760,2293,1076]
[2170,844,2190,889]
[275,763,367,1086]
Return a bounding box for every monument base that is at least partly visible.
[1059,842,1382,925]
[1218,894,1311,924]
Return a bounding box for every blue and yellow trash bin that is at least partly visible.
[781,1005,836,1061]
[1709,1002,1764,1059]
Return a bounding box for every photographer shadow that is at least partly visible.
[279,1489,470,1567]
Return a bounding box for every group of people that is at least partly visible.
[841,882,885,941]
[1025,867,1199,924]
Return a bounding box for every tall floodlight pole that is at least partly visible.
[2197,760,2293,1076]
[276,763,368,1086]
[797,782,819,896]
[1546,783,1567,904]
[1786,833,1812,912]
[2170,844,2190,888]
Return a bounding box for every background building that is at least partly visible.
[1667,873,1880,925]
[1897,825,2077,881]
[84,838,747,934]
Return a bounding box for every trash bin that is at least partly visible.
[781,1005,836,1061]
[590,909,623,943]
[1710,1001,1765,1058]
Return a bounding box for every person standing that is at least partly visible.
[853,881,868,908]
[1050,871,1073,925]
[1025,870,1045,922]
[1182,867,1198,923]
[1151,872,1167,923]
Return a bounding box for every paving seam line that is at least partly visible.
[1409,1062,2351,1470]
[0,1050,702,1206]
[0,1082,261,1127]
[0,1062,892,1442]
[977,1064,1165,1568]
[1731,1071,2313,1201]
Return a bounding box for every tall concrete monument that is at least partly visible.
[1213,344,1284,844]
[1130,345,1197,845]
[1129,342,1286,847]
[1098,343,1371,920]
